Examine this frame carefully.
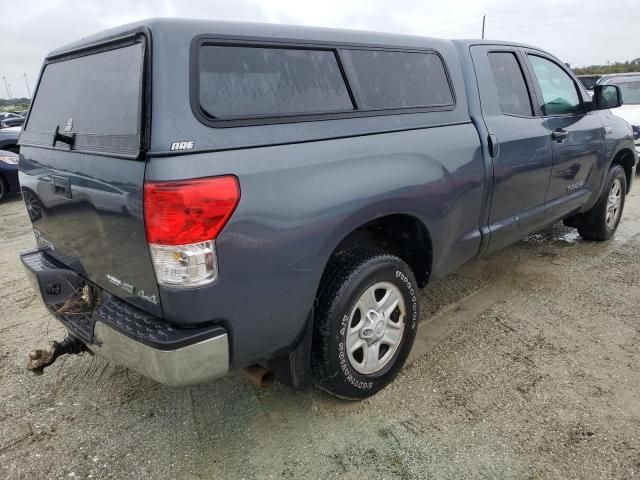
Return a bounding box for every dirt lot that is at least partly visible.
[1,184,639,480]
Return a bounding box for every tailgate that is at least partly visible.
[18,35,161,317]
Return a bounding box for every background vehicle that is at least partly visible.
[0,126,20,152]
[0,112,21,120]
[1,116,25,129]
[0,149,19,201]
[577,74,601,91]
[0,111,25,128]
[18,20,637,399]
[598,74,640,153]
[597,72,640,85]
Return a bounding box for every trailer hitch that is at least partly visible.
[26,336,88,375]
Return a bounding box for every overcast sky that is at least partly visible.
[2,0,638,99]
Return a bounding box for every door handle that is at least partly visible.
[551,129,569,142]
[488,134,499,158]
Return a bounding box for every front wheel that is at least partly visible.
[577,164,626,241]
[311,249,419,400]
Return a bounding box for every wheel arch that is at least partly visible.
[318,212,433,290]
[610,147,636,193]
[0,143,19,154]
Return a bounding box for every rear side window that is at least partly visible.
[198,46,354,118]
[26,43,144,138]
[340,49,453,109]
[487,52,533,116]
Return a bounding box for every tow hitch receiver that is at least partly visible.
[27,336,88,375]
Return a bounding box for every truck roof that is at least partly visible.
[47,17,538,58]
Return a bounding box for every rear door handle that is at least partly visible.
[551,129,569,142]
[488,134,499,158]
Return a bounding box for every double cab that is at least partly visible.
[17,19,636,399]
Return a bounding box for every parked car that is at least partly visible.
[597,72,640,85]
[0,111,25,128]
[18,19,637,399]
[0,126,20,152]
[0,149,19,201]
[577,74,601,91]
[598,75,640,153]
[1,116,25,128]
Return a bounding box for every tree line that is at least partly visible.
[0,97,31,110]
[573,59,640,75]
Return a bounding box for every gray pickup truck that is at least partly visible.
[17,19,637,399]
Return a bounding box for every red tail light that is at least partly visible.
[144,176,240,245]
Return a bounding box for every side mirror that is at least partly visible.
[594,84,623,110]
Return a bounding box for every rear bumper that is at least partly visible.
[90,321,229,386]
[20,249,229,386]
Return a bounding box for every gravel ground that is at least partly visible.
[1,184,639,480]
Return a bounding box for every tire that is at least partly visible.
[577,164,626,241]
[0,177,6,202]
[311,249,419,400]
[22,188,43,221]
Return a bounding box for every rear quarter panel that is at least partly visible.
[146,22,486,366]
[146,125,485,367]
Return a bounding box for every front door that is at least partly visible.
[524,52,605,219]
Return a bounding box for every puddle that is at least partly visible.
[524,224,582,246]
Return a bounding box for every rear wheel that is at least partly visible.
[311,249,419,399]
[0,177,7,202]
[577,164,626,241]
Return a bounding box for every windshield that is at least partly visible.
[578,76,599,90]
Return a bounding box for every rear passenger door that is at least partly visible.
[523,52,604,219]
[470,46,553,251]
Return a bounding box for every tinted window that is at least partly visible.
[618,81,640,105]
[578,76,599,90]
[199,46,353,118]
[27,43,143,136]
[488,52,533,116]
[340,49,453,109]
[528,55,582,115]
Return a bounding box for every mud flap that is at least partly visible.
[268,309,314,389]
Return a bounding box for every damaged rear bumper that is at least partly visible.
[20,249,229,386]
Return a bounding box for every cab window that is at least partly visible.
[487,52,533,116]
[528,55,582,116]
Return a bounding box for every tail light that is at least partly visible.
[144,176,240,287]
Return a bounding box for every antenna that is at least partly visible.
[23,73,31,99]
[2,76,9,99]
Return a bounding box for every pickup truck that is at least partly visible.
[18,19,637,399]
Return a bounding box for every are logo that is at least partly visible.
[170,140,194,151]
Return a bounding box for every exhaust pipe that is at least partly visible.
[242,364,275,389]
